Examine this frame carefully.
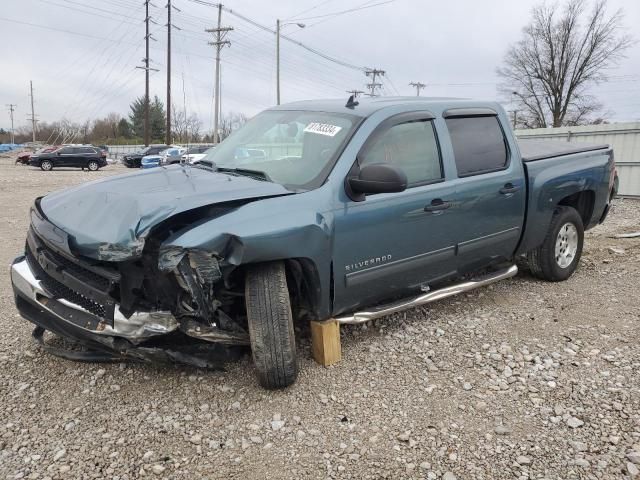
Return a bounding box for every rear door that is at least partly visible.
[443,111,526,273]
[332,113,460,314]
[78,147,96,166]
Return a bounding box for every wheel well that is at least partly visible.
[283,258,322,321]
[231,258,323,322]
[558,190,595,227]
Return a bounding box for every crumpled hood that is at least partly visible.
[39,165,292,261]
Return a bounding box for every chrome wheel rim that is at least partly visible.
[555,223,578,268]
[41,161,52,170]
[88,162,98,171]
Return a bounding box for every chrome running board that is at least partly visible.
[335,265,518,325]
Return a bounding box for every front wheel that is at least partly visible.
[87,160,99,171]
[245,262,298,389]
[527,206,584,281]
[40,160,53,171]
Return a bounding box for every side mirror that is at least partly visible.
[348,163,407,200]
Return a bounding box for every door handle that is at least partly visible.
[424,199,451,212]
[500,183,520,194]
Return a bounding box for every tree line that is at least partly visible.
[0,96,248,145]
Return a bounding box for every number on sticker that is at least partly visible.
[303,123,342,137]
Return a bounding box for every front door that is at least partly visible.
[332,114,459,314]
[56,147,77,167]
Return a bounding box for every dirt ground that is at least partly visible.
[0,156,639,480]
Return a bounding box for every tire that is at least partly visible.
[244,262,298,389]
[40,160,53,171]
[87,160,99,171]
[527,206,584,282]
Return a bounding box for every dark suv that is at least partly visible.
[29,146,107,171]
[123,145,169,168]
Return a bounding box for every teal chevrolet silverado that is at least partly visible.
[11,97,616,388]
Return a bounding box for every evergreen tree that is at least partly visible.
[128,95,166,141]
[117,118,132,138]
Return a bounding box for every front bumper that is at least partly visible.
[11,257,241,368]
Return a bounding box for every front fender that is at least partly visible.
[158,188,334,319]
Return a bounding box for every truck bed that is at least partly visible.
[517,138,609,162]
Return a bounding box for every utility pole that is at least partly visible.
[365,68,385,97]
[409,81,426,96]
[165,0,182,145]
[346,89,364,98]
[206,4,232,144]
[512,110,518,129]
[137,0,159,146]
[6,104,16,144]
[28,81,38,142]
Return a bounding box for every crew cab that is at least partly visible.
[11,97,616,389]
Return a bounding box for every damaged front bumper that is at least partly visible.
[10,257,244,368]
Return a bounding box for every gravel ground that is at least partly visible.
[1,157,639,480]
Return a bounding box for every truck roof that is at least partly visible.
[271,96,498,117]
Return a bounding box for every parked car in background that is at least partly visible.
[181,145,215,164]
[29,145,107,171]
[96,145,109,158]
[15,151,33,165]
[140,150,167,169]
[161,146,188,165]
[123,145,169,168]
[15,146,60,165]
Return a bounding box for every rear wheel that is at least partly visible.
[245,262,298,389]
[527,206,584,281]
[40,160,53,171]
[87,160,99,171]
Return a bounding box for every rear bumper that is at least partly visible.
[10,256,241,367]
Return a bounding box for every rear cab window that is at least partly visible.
[445,116,508,177]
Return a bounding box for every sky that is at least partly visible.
[1,0,639,134]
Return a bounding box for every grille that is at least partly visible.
[26,242,110,319]
[42,242,111,291]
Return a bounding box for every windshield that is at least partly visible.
[200,110,359,190]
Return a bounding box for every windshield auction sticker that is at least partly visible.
[303,123,342,137]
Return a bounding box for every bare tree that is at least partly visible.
[497,0,633,128]
[218,111,248,141]
[171,105,203,144]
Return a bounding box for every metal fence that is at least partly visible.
[105,143,215,160]
[515,122,640,196]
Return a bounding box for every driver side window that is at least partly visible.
[360,120,442,186]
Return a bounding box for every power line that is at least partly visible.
[184,0,366,71]
[292,0,394,21]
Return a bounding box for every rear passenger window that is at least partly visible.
[360,120,442,186]
[445,116,508,176]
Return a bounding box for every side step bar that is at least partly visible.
[335,265,518,325]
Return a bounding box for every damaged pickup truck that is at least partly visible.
[11,97,616,389]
